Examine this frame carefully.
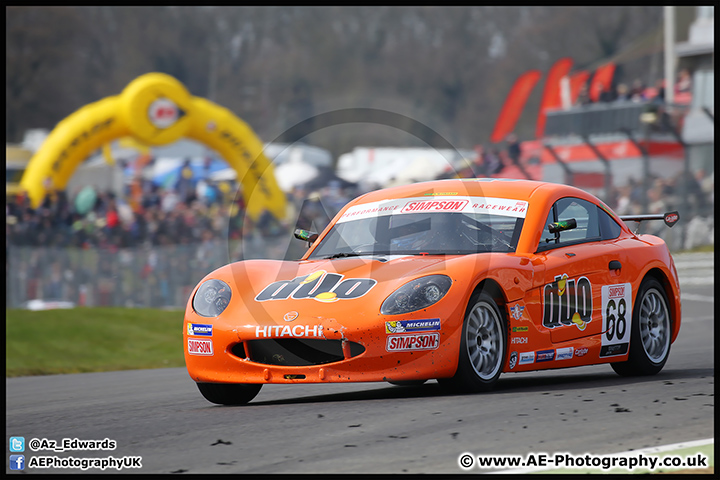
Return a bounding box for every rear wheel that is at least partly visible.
[611,277,671,376]
[197,382,262,405]
[439,291,506,393]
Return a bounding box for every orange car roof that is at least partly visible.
[352,179,579,205]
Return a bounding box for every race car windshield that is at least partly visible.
[308,212,523,258]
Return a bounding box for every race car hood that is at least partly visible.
[197,254,485,335]
[219,254,449,304]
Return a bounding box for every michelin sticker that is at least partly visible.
[600,283,632,357]
[187,323,213,337]
[385,319,441,334]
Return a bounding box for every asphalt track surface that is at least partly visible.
[5,253,714,474]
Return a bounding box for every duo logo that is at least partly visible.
[255,270,376,303]
[542,273,592,331]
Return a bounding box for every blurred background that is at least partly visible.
[6,6,714,310]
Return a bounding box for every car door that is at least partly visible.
[534,197,621,345]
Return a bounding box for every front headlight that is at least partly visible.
[192,279,232,317]
[381,275,452,315]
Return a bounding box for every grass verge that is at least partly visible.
[6,307,185,377]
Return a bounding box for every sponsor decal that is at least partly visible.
[386,333,440,352]
[51,117,115,173]
[336,196,529,223]
[187,323,213,337]
[512,326,529,333]
[424,192,458,196]
[255,324,323,338]
[385,318,441,334]
[600,343,629,357]
[536,349,555,362]
[255,270,377,303]
[542,273,593,331]
[511,337,528,344]
[187,338,213,356]
[510,304,525,320]
[283,311,299,322]
[519,351,535,365]
[148,97,183,129]
[509,351,518,370]
[664,211,679,226]
[401,199,469,213]
[555,347,573,360]
[601,283,632,358]
[471,199,528,217]
[574,347,589,357]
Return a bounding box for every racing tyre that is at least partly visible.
[197,382,262,405]
[611,277,671,377]
[439,291,506,393]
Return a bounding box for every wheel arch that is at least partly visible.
[471,278,508,317]
[641,267,681,343]
[438,277,508,391]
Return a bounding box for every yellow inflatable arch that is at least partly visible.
[20,73,286,221]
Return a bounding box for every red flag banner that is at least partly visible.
[536,57,574,139]
[490,70,542,144]
[589,62,616,102]
[570,71,590,104]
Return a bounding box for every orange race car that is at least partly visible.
[184,179,681,405]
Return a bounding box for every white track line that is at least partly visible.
[679,277,714,286]
[681,293,715,303]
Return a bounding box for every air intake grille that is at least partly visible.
[240,338,365,366]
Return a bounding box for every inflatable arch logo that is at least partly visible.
[20,72,286,221]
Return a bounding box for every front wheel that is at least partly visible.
[439,291,506,393]
[197,382,263,405]
[611,277,672,377]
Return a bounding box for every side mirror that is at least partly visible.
[548,218,577,234]
[294,228,318,247]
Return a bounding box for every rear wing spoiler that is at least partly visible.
[619,211,679,233]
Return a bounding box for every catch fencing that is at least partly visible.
[6,236,300,309]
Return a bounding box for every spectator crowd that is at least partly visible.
[5,164,363,308]
[575,69,693,107]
